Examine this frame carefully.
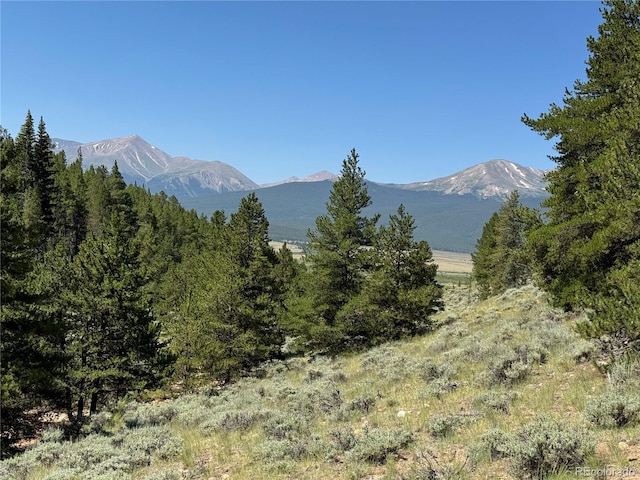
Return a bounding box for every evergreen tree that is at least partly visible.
[51,151,88,256]
[339,205,443,348]
[162,194,287,384]
[33,117,57,243]
[471,191,541,298]
[305,149,379,351]
[1,122,66,450]
[522,0,640,348]
[225,193,285,366]
[471,212,499,299]
[63,212,169,426]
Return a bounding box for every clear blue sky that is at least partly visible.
[2,1,602,184]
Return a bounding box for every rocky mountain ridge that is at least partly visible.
[400,159,547,198]
[53,135,258,197]
[53,135,548,200]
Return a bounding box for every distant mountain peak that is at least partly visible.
[260,170,338,188]
[402,159,547,198]
[52,135,258,197]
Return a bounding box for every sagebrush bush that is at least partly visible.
[118,425,183,461]
[583,391,640,428]
[407,449,471,480]
[329,425,357,452]
[331,393,378,421]
[506,416,594,479]
[478,428,512,461]
[607,355,640,392]
[141,470,181,480]
[473,391,519,414]
[346,427,414,464]
[86,411,113,434]
[199,408,270,435]
[0,424,183,480]
[292,380,343,416]
[263,414,309,441]
[418,359,455,382]
[360,345,420,381]
[122,401,178,428]
[425,413,476,438]
[41,426,65,443]
[256,434,330,463]
[477,342,549,387]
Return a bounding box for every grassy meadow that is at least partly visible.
[2,282,640,480]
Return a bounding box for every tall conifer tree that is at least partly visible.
[523,0,640,348]
[305,149,379,351]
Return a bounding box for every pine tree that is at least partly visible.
[471,191,541,298]
[522,0,640,348]
[63,212,169,426]
[162,194,287,383]
[305,149,380,351]
[225,193,285,367]
[339,205,443,348]
[1,121,67,449]
[471,212,499,299]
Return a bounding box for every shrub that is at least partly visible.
[347,394,377,413]
[422,378,459,399]
[473,391,518,414]
[331,393,378,421]
[607,355,640,393]
[329,426,357,452]
[425,414,476,438]
[41,426,65,443]
[122,402,177,428]
[263,414,308,441]
[347,427,414,464]
[407,449,471,480]
[507,416,594,479]
[583,391,640,428]
[256,434,329,463]
[118,425,183,462]
[56,435,119,474]
[478,428,512,461]
[478,342,548,387]
[199,408,269,435]
[141,470,181,480]
[360,345,420,381]
[292,380,343,416]
[418,359,454,382]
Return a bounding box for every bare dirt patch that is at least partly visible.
[432,250,472,273]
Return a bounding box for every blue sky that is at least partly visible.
[2,1,603,184]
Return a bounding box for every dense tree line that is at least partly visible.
[1,120,442,452]
[473,0,640,354]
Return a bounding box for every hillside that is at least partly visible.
[4,284,639,480]
[181,180,545,253]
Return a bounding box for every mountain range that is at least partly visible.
[52,135,549,252]
[53,135,258,197]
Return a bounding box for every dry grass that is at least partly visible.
[5,284,640,480]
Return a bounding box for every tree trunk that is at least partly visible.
[76,396,84,423]
[90,392,98,415]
